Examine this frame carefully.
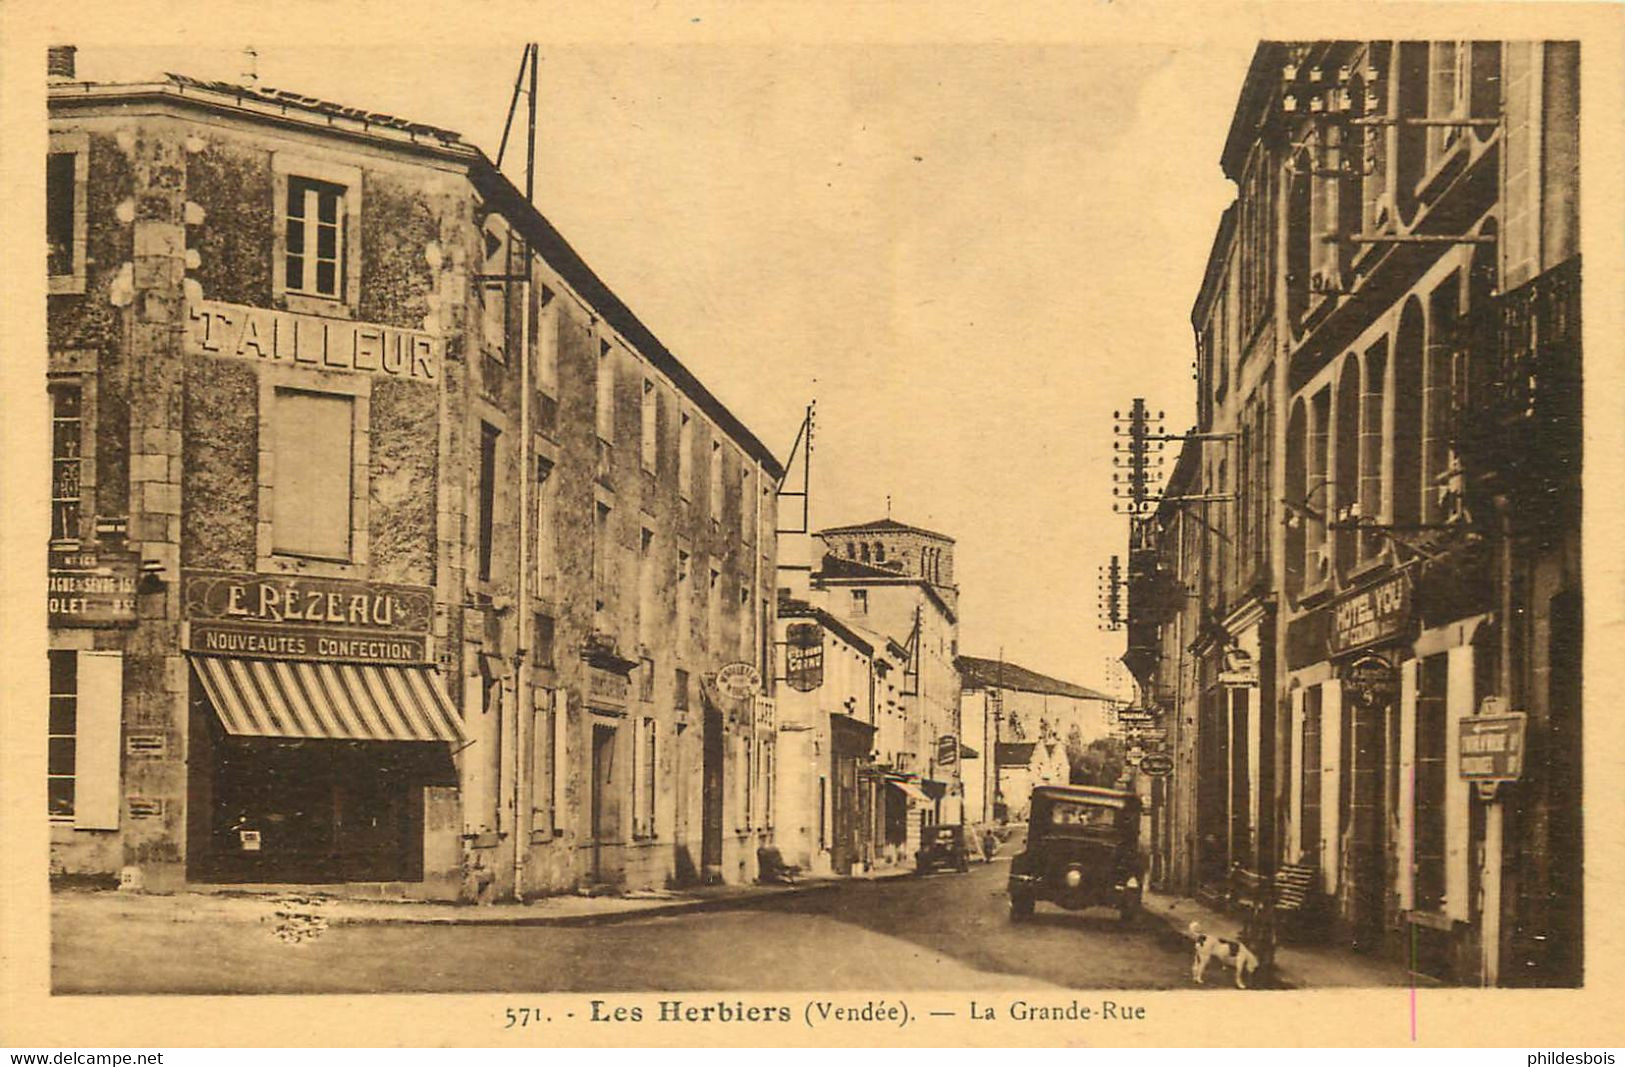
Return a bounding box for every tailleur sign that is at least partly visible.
[182,570,432,664]
[185,299,442,381]
[1328,573,1411,656]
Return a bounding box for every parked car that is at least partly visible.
[1007,784,1145,922]
[915,823,971,874]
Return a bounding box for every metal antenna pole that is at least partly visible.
[495,45,530,170]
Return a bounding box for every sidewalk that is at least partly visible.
[1143,888,1417,989]
[53,868,913,931]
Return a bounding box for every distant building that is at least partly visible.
[957,654,1117,824]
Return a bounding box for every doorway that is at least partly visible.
[701,706,724,878]
[590,722,616,883]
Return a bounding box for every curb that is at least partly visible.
[327,879,844,928]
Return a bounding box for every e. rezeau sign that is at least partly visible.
[185,298,441,381]
[182,570,433,665]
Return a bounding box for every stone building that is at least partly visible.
[804,518,961,859]
[1129,40,1582,986]
[45,51,782,901]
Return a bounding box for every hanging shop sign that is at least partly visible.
[1138,753,1174,777]
[1341,651,1397,708]
[185,298,442,382]
[715,662,763,700]
[48,547,138,627]
[785,622,825,692]
[1328,573,1411,657]
[182,570,432,664]
[1117,709,1156,726]
[936,734,959,768]
[1459,712,1528,783]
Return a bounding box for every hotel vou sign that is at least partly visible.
[1328,574,1411,656]
[185,299,441,381]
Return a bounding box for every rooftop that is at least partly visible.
[816,517,954,542]
[956,655,1114,702]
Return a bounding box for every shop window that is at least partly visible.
[641,379,658,472]
[50,383,83,544]
[47,141,87,293]
[1413,653,1449,911]
[478,422,499,583]
[273,389,355,561]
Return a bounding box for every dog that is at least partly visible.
[1189,921,1260,988]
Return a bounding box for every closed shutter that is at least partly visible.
[551,689,568,830]
[74,651,122,831]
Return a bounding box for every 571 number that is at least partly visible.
[504,1007,550,1028]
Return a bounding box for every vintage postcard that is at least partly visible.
[1,0,1622,1050]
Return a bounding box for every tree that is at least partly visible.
[1069,737,1126,787]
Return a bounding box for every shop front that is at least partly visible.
[181,570,462,890]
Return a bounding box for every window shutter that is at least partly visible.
[74,651,122,831]
[1398,659,1418,911]
[551,689,568,830]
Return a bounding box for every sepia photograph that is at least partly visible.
[4,0,1622,1051]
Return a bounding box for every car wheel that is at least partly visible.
[1119,894,1141,923]
[1010,894,1034,921]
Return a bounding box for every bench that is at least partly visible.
[1227,862,1324,943]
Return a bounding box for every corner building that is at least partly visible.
[45,56,782,900]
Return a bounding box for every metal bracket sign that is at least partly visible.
[716,662,763,700]
[1138,753,1174,777]
[785,621,824,692]
[1459,711,1527,800]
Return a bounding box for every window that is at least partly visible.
[48,651,76,818]
[677,550,692,659]
[47,649,121,829]
[1334,356,1362,578]
[740,466,754,542]
[707,566,722,650]
[1394,300,1425,531]
[641,717,657,836]
[47,137,87,293]
[1414,653,1449,910]
[675,667,690,710]
[638,526,655,647]
[874,542,885,563]
[50,384,83,544]
[535,456,557,598]
[763,740,775,829]
[641,380,658,472]
[478,422,499,582]
[284,177,346,300]
[273,390,354,560]
[594,502,612,618]
[851,589,869,616]
[709,440,723,521]
[678,412,693,499]
[1284,400,1307,598]
[1359,341,1389,563]
[596,340,615,442]
[534,612,555,669]
[537,286,559,395]
[1307,387,1331,587]
[1423,277,1460,526]
[639,656,654,703]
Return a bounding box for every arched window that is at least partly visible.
[1360,336,1389,562]
[1285,399,1307,599]
[874,542,886,564]
[1393,42,1430,227]
[1423,273,1461,525]
[846,542,856,559]
[1334,355,1362,580]
[860,542,871,563]
[1393,298,1425,531]
[1308,387,1332,587]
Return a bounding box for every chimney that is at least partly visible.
[47,45,77,82]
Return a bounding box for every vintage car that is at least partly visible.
[915,823,971,874]
[1007,784,1145,921]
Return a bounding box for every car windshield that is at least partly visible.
[1048,801,1121,829]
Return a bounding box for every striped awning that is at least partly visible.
[191,655,463,743]
[886,778,931,804]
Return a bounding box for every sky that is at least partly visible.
[67,24,1255,699]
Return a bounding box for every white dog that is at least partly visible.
[1189,921,1260,988]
